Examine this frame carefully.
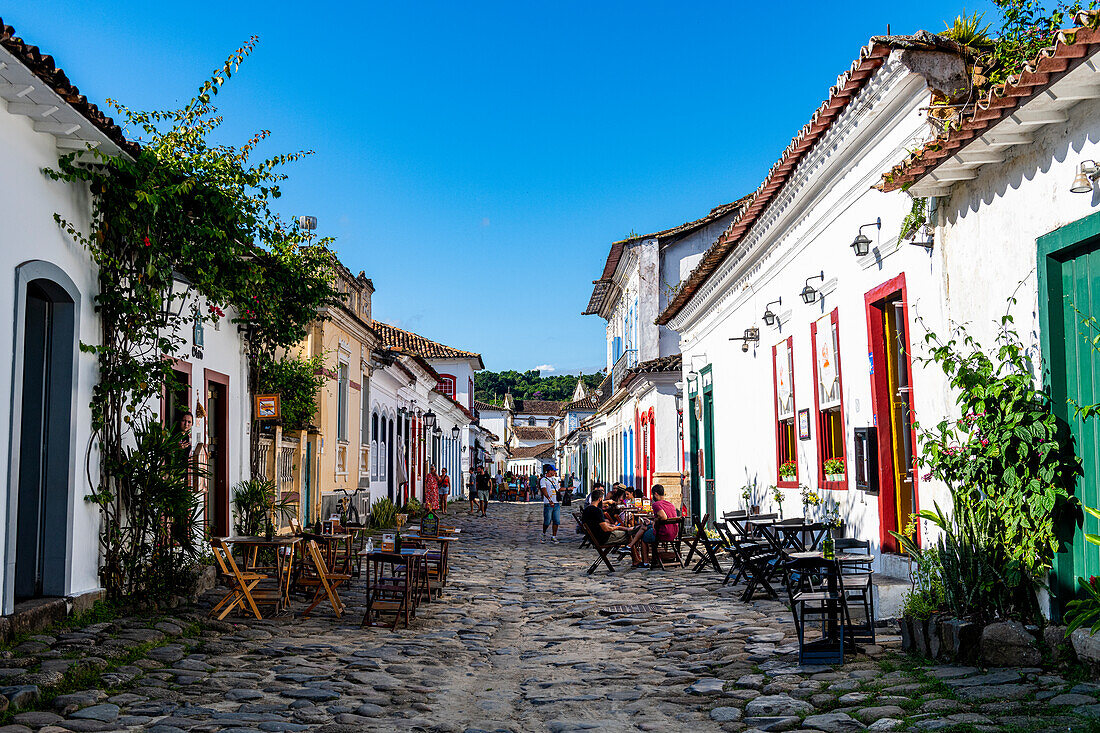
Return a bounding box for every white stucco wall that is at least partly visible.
[674,58,957,571]
[0,100,103,611]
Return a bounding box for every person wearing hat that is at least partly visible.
[540,464,561,543]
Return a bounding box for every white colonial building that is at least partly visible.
[581,202,744,502]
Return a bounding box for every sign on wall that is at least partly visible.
[255,394,281,420]
[798,408,811,440]
[816,314,841,409]
[777,341,794,420]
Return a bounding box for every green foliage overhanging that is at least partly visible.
[257,353,325,431]
[46,38,340,600]
[475,369,605,404]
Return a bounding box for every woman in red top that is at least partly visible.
[636,484,679,568]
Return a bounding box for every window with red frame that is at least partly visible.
[772,338,797,486]
[811,310,847,488]
[437,374,456,398]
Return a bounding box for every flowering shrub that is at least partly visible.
[778,460,797,478]
[823,458,845,476]
[897,310,1080,621]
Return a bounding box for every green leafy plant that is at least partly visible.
[367,497,398,529]
[741,485,753,505]
[257,353,325,431]
[985,0,1088,87]
[778,460,797,478]
[941,12,995,49]
[231,478,296,537]
[47,41,340,600]
[823,458,846,475]
[899,197,928,242]
[771,485,785,518]
[400,497,423,518]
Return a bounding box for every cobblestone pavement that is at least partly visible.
[0,504,1098,732]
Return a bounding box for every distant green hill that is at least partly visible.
[475,370,604,405]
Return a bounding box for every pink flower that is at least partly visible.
[922,472,932,481]
[981,439,989,447]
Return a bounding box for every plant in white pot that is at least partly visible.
[824,457,846,483]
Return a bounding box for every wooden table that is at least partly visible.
[767,522,829,552]
[401,534,457,590]
[305,532,353,574]
[362,548,427,629]
[219,535,301,612]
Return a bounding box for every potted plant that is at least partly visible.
[740,485,759,514]
[800,484,822,520]
[771,485,785,519]
[778,460,797,480]
[824,458,846,483]
[824,502,844,538]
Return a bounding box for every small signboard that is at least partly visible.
[798,408,811,440]
[421,510,439,538]
[381,533,395,551]
[255,394,280,420]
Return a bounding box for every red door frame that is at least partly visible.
[810,309,848,490]
[647,407,656,493]
[205,368,231,537]
[161,358,192,423]
[863,274,920,553]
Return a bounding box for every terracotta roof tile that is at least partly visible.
[510,442,555,460]
[373,322,485,369]
[513,400,566,416]
[565,394,601,412]
[880,12,1100,192]
[655,41,895,325]
[512,425,555,442]
[473,400,503,412]
[626,353,682,376]
[0,17,139,157]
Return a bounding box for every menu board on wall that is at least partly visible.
[776,340,794,420]
[816,315,841,410]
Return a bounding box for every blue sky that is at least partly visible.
[10,1,995,374]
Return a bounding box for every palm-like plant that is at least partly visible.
[941,12,994,50]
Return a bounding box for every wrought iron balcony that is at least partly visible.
[610,349,638,395]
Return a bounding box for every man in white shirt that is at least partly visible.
[540,464,561,543]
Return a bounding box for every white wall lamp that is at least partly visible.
[1072,160,1100,193]
[762,298,782,326]
[729,327,761,353]
[850,218,881,257]
[801,272,825,304]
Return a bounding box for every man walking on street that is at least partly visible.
[540,464,561,543]
[476,466,491,517]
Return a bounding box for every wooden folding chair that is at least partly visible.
[683,513,724,573]
[363,551,414,630]
[649,516,685,570]
[289,517,304,535]
[299,540,349,618]
[728,533,781,601]
[209,539,270,620]
[573,511,591,549]
[580,522,628,574]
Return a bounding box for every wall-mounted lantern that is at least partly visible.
[801,272,825,304]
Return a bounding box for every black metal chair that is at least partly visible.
[834,538,876,645]
[784,555,850,665]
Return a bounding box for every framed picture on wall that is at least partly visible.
[798,408,811,440]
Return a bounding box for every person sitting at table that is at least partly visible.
[635,484,679,567]
[585,482,605,507]
[582,488,633,552]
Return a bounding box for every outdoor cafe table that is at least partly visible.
[401,533,457,588]
[307,533,353,574]
[362,548,429,628]
[220,535,301,612]
[767,521,829,552]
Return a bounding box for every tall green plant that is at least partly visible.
[231,478,295,536]
[46,40,339,600]
[257,353,325,431]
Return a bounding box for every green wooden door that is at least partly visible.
[1039,211,1100,613]
[702,366,717,523]
[688,388,701,520]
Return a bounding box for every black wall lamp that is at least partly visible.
[801,272,825,304]
[729,327,761,353]
[850,218,881,257]
[763,298,782,326]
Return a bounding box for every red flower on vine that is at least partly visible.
[143,236,152,247]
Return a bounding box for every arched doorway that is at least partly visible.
[8,263,81,609]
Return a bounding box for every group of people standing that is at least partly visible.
[424,465,451,513]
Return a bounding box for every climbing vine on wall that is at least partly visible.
[46,39,339,600]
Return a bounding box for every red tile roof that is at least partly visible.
[0,17,139,157]
[565,394,601,412]
[510,442,555,460]
[880,12,1100,192]
[473,400,503,412]
[512,425,555,442]
[513,400,566,416]
[373,322,485,370]
[584,199,749,316]
[655,41,895,326]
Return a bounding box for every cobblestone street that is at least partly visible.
[0,504,1097,732]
